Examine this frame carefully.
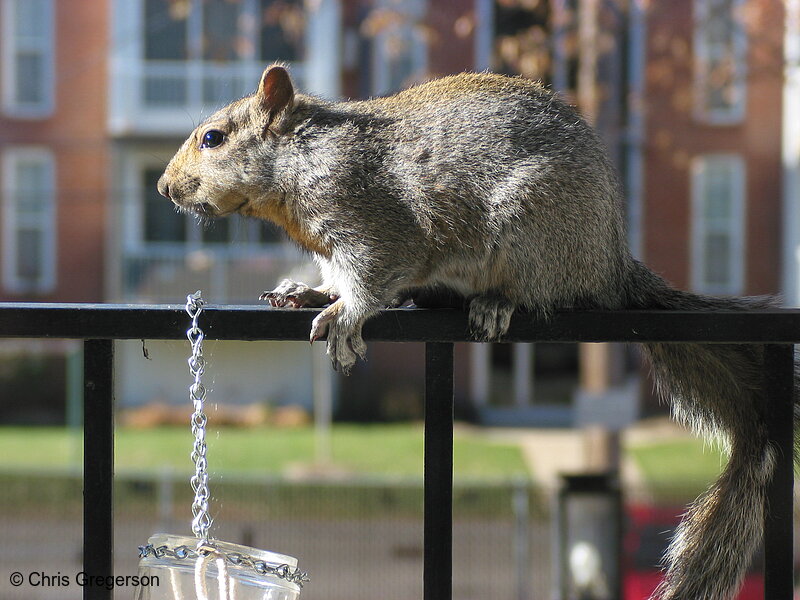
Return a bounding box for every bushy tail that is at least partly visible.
[625,260,785,600]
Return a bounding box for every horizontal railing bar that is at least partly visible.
[1,303,800,343]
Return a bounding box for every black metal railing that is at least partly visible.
[0,303,797,600]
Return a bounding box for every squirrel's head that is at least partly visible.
[157,64,296,219]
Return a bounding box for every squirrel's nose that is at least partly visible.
[157,175,171,200]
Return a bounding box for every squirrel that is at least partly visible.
[158,64,796,600]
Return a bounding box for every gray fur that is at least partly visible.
[159,66,795,600]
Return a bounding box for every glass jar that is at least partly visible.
[134,533,307,600]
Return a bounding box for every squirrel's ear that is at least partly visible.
[258,65,294,136]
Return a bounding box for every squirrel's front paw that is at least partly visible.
[260,279,336,308]
[310,300,367,374]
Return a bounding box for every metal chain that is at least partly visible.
[186,290,212,544]
[180,291,310,589]
[138,543,310,587]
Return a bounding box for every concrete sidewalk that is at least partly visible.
[485,417,690,489]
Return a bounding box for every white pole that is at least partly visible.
[312,343,333,464]
[304,0,342,98]
[470,343,491,407]
[783,0,800,305]
[513,343,534,407]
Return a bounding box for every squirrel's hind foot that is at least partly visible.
[310,300,367,374]
[468,294,515,341]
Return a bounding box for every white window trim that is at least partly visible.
[1,0,56,118]
[783,0,800,305]
[1,147,57,294]
[473,0,494,72]
[304,0,341,98]
[690,154,746,295]
[693,0,747,125]
[370,0,428,97]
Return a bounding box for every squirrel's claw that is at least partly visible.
[260,278,334,308]
[309,313,330,343]
[309,300,366,374]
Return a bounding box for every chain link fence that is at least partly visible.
[2,469,785,600]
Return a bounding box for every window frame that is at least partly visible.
[137,0,307,112]
[1,147,57,294]
[690,154,746,295]
[120,148,281,253]
[370,0,428,97]
[693,0,748,125]
[1,0,56,118]
[142,0,304,65]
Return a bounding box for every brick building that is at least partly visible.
[641,0,784,297]
[0,0,109,302]
[0,0,793,424]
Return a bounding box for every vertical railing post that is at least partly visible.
[763,344,794,599]
[83,339,115,600]
[424,342,454,600]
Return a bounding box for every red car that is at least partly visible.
[623,504,764,600]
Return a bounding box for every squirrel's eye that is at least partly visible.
[200,130,226,149]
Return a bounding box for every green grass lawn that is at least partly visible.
[0,424,532,517]
[0,424,530,480]
[0,424,734,489]
[627,437,728,498]
[0,425,737,516]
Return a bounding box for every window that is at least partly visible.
[2,148,56,294]
[144,0,303,62]
[117,149,296,302]
[1,0,55,117]
[140,167,280,246]
[690,155,746,295]
[694,0,747,124]
[142,0,304,107]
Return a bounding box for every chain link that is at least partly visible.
[186,291,213,544]
[138,543,310,587]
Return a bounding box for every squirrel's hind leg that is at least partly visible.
[468,293,516,341]
[310,299,368,374]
